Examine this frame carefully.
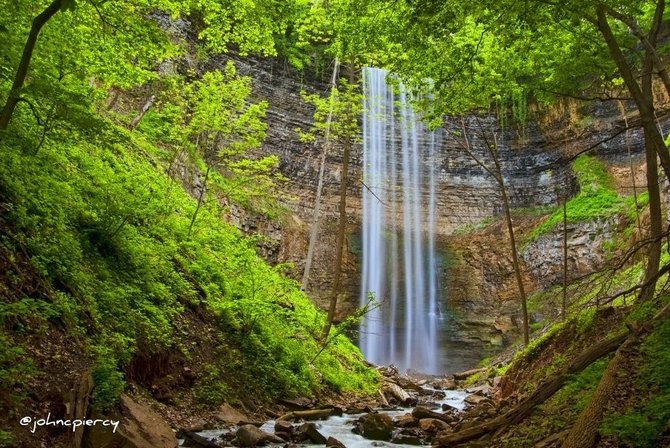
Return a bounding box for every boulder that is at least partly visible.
[464,394,490,406]
[326,436,347,448]
[274,420,293,441]
[419,418,451,433]
[234,424,282,447]
[359,413,393,441]
[84,394,177,448]
[295,422,327,444]
[391,428,423,445]
[215,403,249,425]
[393,414,419,428]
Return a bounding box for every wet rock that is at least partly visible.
[274,420,293,441]
[393,414,419,428]
[326,436,347,448]
[391,428,423,445]
[442,403,459,412]
[296,422,327,444]
[181,431,221,448]
[419,418,451,433]
[431,378,457,390]
[411,406,455,423]
[183,418,208,432]
[234,424,282,447]
[359,412,393,441]
[465,385,491,396]
[464,394,491,406]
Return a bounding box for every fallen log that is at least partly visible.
[435,331,628,447]
[561,302,670,448]
[452,368,486,381]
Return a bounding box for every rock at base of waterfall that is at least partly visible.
[464,394,490,406]
[393,414,419,428]
[274,420,293,440]
[234,424,282,446]
[296,422,328,444]
[391,428,424,445]
[326,436,347,448]
[411,406,455,423]
[419,418,451,433]
[432,378,458,390]
[358,413,393,440]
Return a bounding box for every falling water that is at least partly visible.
[359,67,442,374]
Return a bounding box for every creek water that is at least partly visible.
[185,389,468,448]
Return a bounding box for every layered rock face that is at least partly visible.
[215,53,665,368]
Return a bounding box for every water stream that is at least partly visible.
[185,389,468,448]
[360,67,442,374]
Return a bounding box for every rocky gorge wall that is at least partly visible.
[195,49,670,369]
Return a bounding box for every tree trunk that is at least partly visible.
[500,180,529,345]
[322,63,353,340]
[0,0,63,130]
[435,331,628,447]
[639,55,663,303]
[561,302,670,448]
[301,59,339,291]
[560,334,639,448]
[129,95,156,130]
[595,6,670,182]
[187,165,211,239]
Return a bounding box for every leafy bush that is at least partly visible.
[527,155,631,242]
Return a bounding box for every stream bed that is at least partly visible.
[183,389,468,447]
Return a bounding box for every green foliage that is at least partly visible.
[527,155,630,242]
[300,77,363,145]
[601,315,670,447]
[0,334,36,412]
[92,351,125,411]
[194,363,230,407]
[0,431,15,448]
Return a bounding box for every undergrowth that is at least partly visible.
[0,104,377,415]
[601,314,670,447]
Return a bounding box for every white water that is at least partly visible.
[184,389,467,448]
[360,67,442,374]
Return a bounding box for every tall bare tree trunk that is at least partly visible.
[499,176,530,345]
[596,6,670,182]
[187,165,211,239]
[302,59,339,291]
[460,122,529,345]
[322,63,354,340]
[0,0,63,130]
[129,95,156,130]
[561,49,663,448]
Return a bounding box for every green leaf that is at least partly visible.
[60,0,77,12]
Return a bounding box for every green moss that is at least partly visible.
[526,155,632,244]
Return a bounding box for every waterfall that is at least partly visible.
[359,67,442,374]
